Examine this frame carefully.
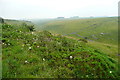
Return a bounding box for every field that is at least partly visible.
[33,17,118,45]
[33,17,118,60]
[1,17,119,78]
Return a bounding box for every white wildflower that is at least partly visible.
[110,71,112,73]
[27,44,30,46]
[43,58,45,61]
[70,56,73,59]
[32,32,34,34]
[86,75,88,77]
[29,47,32,50]
[37,46,39,48]
[2,43,4,44]
[25,60,29,63]
[100,33,104,35]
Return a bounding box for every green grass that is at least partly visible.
[2,23,119,78]
[33,17,118,45]
[32,17,118,64]
[4,19,33,26]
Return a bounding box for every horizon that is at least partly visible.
[0,16,118,20]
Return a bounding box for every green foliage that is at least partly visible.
[2,23,119,78]
[21,23,35,31]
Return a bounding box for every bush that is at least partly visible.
[27,25,35,31]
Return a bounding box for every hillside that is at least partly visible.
[32,17,118,61]
[4,19,33,26]
[33,17,118,45]
[1,22,119,78]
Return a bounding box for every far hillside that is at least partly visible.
[32,17,118,45]
[4,19,33,26]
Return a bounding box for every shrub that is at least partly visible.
[27,25,35,31]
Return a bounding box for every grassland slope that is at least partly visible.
[33,17,118,45]
[1,23,119,78]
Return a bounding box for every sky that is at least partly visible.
[0,0,119,19]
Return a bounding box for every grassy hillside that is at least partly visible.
[4,19,33,26]
[32,17,118,62]
[1,23,119,78]
[33,17,118,45]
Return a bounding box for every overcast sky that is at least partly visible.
[0,0,119,19]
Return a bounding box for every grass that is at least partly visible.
[2,23,119,78]
[32,17,118,64]
[33,17,118,45]
[88,41,118,61]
